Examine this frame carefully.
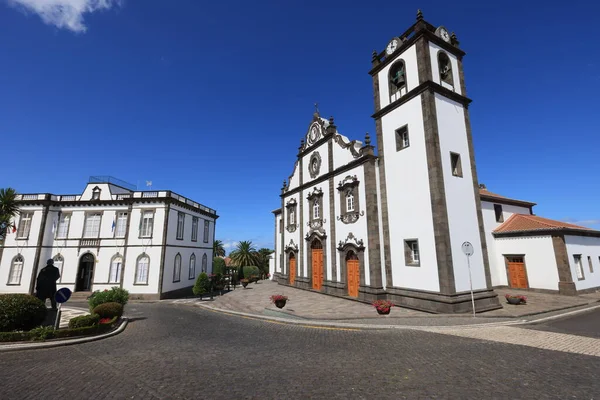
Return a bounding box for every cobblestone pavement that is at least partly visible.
[526,308,600,339]
[58,306,88,328]
[1,303,599,399]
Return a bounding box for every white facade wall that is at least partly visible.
[428,43,462,95]
[282,192,301,277]
[333,166,370,285]
[436,94,486,292]
[378,45,420,109]
[379,95,439,292]
[303,142,329,183]
[331,134,362,171]
[565,235,600,291]
[287,162,300,191]
[481,201,532,286]
[493,236,559,291]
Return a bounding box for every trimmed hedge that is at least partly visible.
[69,314,100,329]
[92,302,124,319]
[0,317,120,343]
[0,294,47,332]
[88,287,129,312]
[193,272,209,295]
[242,266,260,280]
[213,257,226,275]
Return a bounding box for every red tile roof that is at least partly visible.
[494,214,594,234]
[479,188,536,206]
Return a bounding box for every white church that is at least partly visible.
[0,176,217,300]
[270,11,600,313]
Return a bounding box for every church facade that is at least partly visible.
[271,12,502,313]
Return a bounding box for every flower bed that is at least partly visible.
[372,300,394,315]
[505,294,527,305]
[0,316,121,343]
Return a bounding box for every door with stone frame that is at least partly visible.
[289,253,296,285]
[346,251,359,297]
[506,256,529,289]
[311,239,323,290]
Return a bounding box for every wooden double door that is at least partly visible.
[289,254,296,285]
[346,252,359,298]
[506,256,529,289]
[312,240,323,290]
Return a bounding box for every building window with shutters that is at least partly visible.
[114,212,128,238]
[8,255,24,285]
[404,240,420,266]
[176,212,185,240]
[135,254,150,285]
[109,255,123,284]
[574,255,585,280]
[191,217,198,241]
[83,212,102,238]
[56,213,71,239]
[17,212,33,239]
[173,253,181,282]
[202,253,208,273]
[337,176,362,224]
[189,254,196,280]
[203,220,209,243]
[140,210,154,238]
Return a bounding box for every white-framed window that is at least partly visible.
[574,255,585,280]
[191,217,198,241]
[346,192,355,212]
[114,212,128,238]
[135,255,149,284]
[411,242,420,263]
[92,186,101,200]
[53,254,64,283]
[313,200,320,219]
[588,256,594,274]
[395,125,409,151]
[189,254,196,280]
[203,220,209,243]
[404,240,420,266]
[83,212,102,238]
[176,212,185,240]
[8,255,24,285]
[109,255,123,283]
[202,253,208,273]
[290,209,295,225]
[173,253,182,282]
[17,212,33,239]
[140,210,154,238]
[56,213,71,239]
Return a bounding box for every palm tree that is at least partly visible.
[213,240,226,257]
[255,248,274,279]
[0,188,19,242]
[229,240,258,267]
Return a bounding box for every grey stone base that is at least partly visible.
[494,285,560,295]
[386,286,502,314]
[274,274,287,285]
[323,280,346,296]
[494,283,599,296]
[160,285,194,300]
[575,285,600,294]
[295,277,311,290]
[358,285,386,303]
[128,293,161,300]
[559,281,577,296]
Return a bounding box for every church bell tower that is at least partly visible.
[369,10,500,312]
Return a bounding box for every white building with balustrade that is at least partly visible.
[0,176,218,300]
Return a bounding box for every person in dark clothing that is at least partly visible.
[36,259,61,309]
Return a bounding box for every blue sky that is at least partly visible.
[2,0,599,252]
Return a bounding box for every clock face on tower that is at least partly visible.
[308,124,320,143]
[386,38,400,55]
[435,26,451,43]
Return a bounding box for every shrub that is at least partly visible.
[242,266,260,281]
[213,257,226,275]
[68,314,100,329]
[88,287,129,311]
[92,302,124,319]
[30,326,56,341]
[0,294,47,332]
[193,272,210,296]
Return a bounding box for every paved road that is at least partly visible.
[1,303,598,399]
[527,308,600,339]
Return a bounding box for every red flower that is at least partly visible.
[99,318,112,324]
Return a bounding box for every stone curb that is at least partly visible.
[522,304,600,325]
[189,302,527,330]
[0,318,128,353]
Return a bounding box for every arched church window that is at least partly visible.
[313,200,320,219]
[438,52,454,88]
[346,192,355,212]
[389,60,406,102]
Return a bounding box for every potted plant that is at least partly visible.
[505,294,527,305]
[372,299,393,315]
[240,278,250,288]
[270,294,288,309]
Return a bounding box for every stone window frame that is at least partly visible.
[91,186,101,201]
[191,217,199,242]
[56,212,72,239]
[16,211,33,239]
[82,211,103,239]
[587,256,594,274]
[176,212,185,240]
[134,253,150,285]
[450,152,463,178]
[308,152,322,179]
[395,125,409,152]
[306,188,324,229]
[404,239,420,267]
[203,220,210,243]
[173,253,182,282]
[285,198,298,233]
[337,234,366,291]
[336,176,364,225]
[189,253,196,280]
[388,59,407,102]
[437,51,454,88]
[108,253,123,284]
[573,254,585,280]
[113,211,128,239]
[494,204,504,223]
[202,253,208,273]
[139,209,156,239]
[7,254,24,285]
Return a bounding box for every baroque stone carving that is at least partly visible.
[333,134,361,158]
[337,211,364,224]
[308,152,322,179]
[307,218,326,229]
[306,186,323,201]
[337,233,365,251]
[284,239,299,253]
[337,175,359,190]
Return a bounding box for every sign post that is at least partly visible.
[461,242,476,317]
[54,287,72,330]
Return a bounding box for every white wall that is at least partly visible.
[380,95,439,292]
[302,141,329,184]
[332,134,362,171]
[565,235,600,291]
[333,165,370,286]
[428,43,462,95]
[282,192,301,277]
[287,161,300,191]
[493,235,559,291]
[436,94,486,292]
[481,201,532,286]
[378,44,419,109]
[161,246,211,293]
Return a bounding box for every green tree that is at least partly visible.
[213,257,226,275]
[213,240,226,257]
[255,248,274,279]
[0,188,19,242]
[193,272,210,296]
[229,240,258,268]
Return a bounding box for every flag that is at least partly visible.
[111,218,116,233]
[12,224,17,234]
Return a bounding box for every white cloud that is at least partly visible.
[563,218,600,226]
[7,0,121,33]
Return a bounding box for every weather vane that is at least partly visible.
[314,102,319,114]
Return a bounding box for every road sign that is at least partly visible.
[55,288,72,304]
[461,241,474,257]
